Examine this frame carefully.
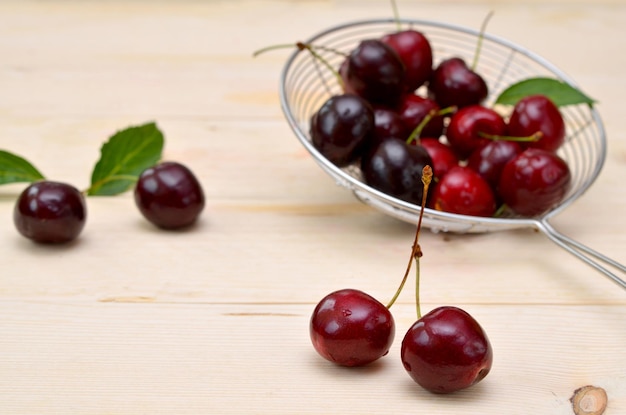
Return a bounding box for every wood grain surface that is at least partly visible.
[1,1,624,414]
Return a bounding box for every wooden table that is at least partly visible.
[1,1,624,414]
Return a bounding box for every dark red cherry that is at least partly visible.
[381,29,433,92]
[310,94,374,167]
[467,140,522,190]
[134,161,205,229]
[346,39,406,106]
[417,138,459,179]
[497,148,571,216]
[310,288,395,367]
[430,166,496,217]
[397,94,445,139]
[372,105,408,142]
[13,181,87,244]
[446,105,506,160]
[507,95,565,152]
[361,138,433,206]
[428,57,488,109]
[401,306,493,393]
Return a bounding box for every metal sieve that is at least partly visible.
[278,18,625,289]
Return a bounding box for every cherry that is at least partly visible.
[134,161,205,229]
[507,95,565,152]
[417,138,459,179]
[381,29,433,93]
[467,140,522,191]
[428,57,489,109]
[310,94,374,167]
[361,137,433,206]
[13,180,87,244]
[310,288,395,367]
[346,39,406,106]
[430,166,496,217]
[497,148,571,216]
[397,94,445,139]
[372,105,408,143]
[401,306,493,393]
[446,104,506,160]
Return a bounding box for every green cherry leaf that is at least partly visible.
[0,150,45,185]
[494,77,596,107]
[87,122,164,196]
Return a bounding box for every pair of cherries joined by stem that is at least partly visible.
[13,162,205,244]
[310,166,493,394]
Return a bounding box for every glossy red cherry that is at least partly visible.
[446,105,506,160]
[134,161,205,229]
[310,289,395,367]
[417,138,459,179]
[13,180,87,244]
[397,94,445,139]
[310,94,374,167]
[361,138,433,206]
[346,39,405,106]
[497,148,571,216]
[401,306,493,393]
[381,29,433,92]
[430,166,496,217]
[507,95,565,152]
[428,57,488,109]
[467,140,522,190]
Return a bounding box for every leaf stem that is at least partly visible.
[85,174,139,195]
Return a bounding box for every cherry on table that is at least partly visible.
[346,39,406,106]
[13,180,87,244]
[497,148,571,216]
[381,29,433,93]
[310,94,374,167]
[401,305,493,393]
[507,94,566,152]
[310,288,395,367]
[134,161,205,230]
[430,165,496,217]
[428,57,488,109]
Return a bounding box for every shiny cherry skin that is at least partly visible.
[310,288,395,367]
[397,94,445,139]
[446,105,507,160]
[134,161,205,229]
[346,39,406,106]
[507,95,565,152]
[381,29,433,93]
[13,181,87,244]
[401,306,493,394]
[417,138,459,179]
[430,166,496,217]
[372,105,408,143]
[467,140,522,191]
[310,94,374,167]
[497,148,571,216]
[361,138,433,206]
[428,57,488,109]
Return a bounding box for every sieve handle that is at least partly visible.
[535,219,626,290]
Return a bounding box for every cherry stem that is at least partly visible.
[386,165,432,317]
[471,10,494,72]
[390,0,401,31]
[478,131,543,142]
[406,106,457,145]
